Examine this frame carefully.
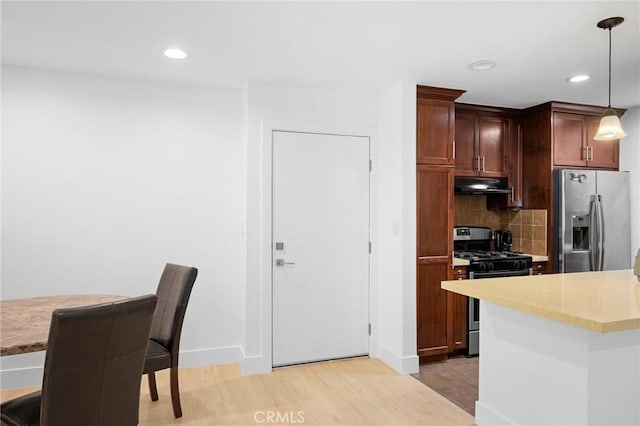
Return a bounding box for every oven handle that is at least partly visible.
[469,268,532,279]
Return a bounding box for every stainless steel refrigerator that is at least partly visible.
[554,169,631,273]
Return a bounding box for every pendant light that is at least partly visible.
[594,17,627,141]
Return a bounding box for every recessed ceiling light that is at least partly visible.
[568,74,590,83]
[163,48,187,59]
[468,60,496,71]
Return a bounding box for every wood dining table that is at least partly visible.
[0,294,126,356]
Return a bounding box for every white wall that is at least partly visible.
[620,107,640,266]
[375,81,418,374]
[1,66,245,385]
[1,68,420,385]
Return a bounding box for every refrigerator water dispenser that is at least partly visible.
[571,215,590,251]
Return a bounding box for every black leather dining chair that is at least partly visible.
[143,263,198,419]
[0,294,157,426]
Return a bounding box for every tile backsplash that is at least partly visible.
[454,195,547,255]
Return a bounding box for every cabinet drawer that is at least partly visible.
[532,262,546,275]
[451,266,468,280]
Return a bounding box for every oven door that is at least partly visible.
[467,268,532,356]
[469,268,533,279]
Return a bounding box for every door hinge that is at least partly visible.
[368,323,371,336]
[369,159,372,172]
[369,241,372,253]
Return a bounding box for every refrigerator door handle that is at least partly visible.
[589,195,598,271]
[596,194,605,271]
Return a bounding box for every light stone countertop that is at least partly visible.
[442,269,640,333]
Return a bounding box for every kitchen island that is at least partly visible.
[442,269,640,426]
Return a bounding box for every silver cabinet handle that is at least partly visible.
[275,259,295,267]
[482,156,485,172]
[452,139,456,160]
[510,187,515,202]
[475,156,480,171]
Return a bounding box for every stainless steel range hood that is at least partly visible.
[454,177,511,195]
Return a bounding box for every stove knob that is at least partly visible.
[488,262,494,271]
[479,263,487,271]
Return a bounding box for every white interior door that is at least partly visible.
[272,130,370,367]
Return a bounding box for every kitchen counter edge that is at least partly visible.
[442,269,640,333]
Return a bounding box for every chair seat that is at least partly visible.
[1,391,42,426]
[143,339,172,374]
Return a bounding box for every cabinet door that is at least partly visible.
[417,98,455,165]
[553,112,587,167]
[447,266,468,351]
[454,113,478,176]
[448,292,467,351]
[478,116,507,177]
[417,166,454,257]
[506,119,523,207]
[586,115,619,169]
[417,258,451,356]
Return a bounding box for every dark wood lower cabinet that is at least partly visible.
[417,259,468,357]
[417,258,450,357]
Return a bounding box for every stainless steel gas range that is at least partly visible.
[453,226,533,356]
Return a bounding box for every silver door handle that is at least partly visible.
[589,194,598,271]
[275,259,295,267]
[596,195,605,271]
[481,156,485,172]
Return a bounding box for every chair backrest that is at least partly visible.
[40,294,157,426]
[148,263,198,357]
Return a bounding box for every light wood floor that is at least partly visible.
[1,357,474,425]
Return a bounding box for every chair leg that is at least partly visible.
[170,366,183,418]
[148,372,159,401]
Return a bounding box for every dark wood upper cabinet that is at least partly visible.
[553,109,622,169]
[553,112,589,167]
[454,112,479,175]
[454,105,509,178]
[478,116,507,177]
[586,115,620,169]
[456,104,523,209]
[416,86,466,166]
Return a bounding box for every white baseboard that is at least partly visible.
[475,400,515,426]
[240,347,270,376]
[0,345,243,390]
[373,342,419,375]
[0,352,46,389]
[178,345,242,369]
[0,365,44,389]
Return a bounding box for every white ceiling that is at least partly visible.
[2,1,639,109]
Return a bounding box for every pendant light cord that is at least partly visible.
[607,27,612,108]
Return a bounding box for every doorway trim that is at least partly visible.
[247,119,378,374]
